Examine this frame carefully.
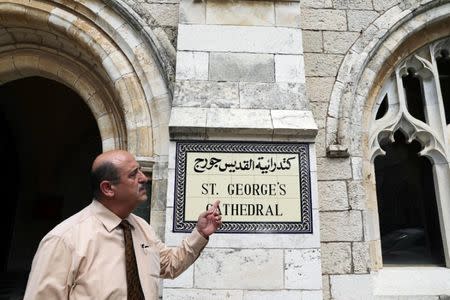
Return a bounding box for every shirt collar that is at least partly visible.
[92,200,126,232]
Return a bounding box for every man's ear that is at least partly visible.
[100,181,115,198]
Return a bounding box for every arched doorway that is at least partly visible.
[0,77,102,297]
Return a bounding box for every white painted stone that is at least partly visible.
[304,53,343,77]
[316,157,352,180]
[176,51,209,80]
[275,54,305,83]
[301,9,347,31]
[168,106,207,135]
[331,274,374,300]
[285,248,322,289]
[271,110,318,137]
[318,181,349,211]
[163,288,243,300]
[374,267,450,296]
[310,171,319,210]
[302,290,323,300]
[195,249,284,289]
[320,211,363,241]
[177,24,303,54]
[210,52,274,82]
[302,30,323,53]
[205,108,273,135]
[243,290,303,300]
[347,10,379,32]
[353,242,371,273]
[206,0,275,26]
[275,2,301,28]
[323,31,360,54]
[321,242,352,274]
[164,207,321,249]
[239,82,307,110]
[163,266,193,288]
[179,0,205,24]
[173,80,239,108]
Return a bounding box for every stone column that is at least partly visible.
[164,1,322,298]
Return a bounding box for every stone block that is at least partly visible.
[316,157,352,180]
[321,242,352,274]
[195,249,284,289]
[348,180,367,210]
[271,110,318,137]
[206,0,274,26]
[285,248,322,289]
[306,77,335,102]
[320,211,363,241]
[310,101,328,129]
[304,53,343,77]
[173,80,239,108]
[300,0,333,8]
[177,24,303,54]
[330,274,373,300]
[141,3,179,27]
[179,0,205,24]
[318,181,349,211]
[301,9,347,31]
[323,275,331,300]
[239,82,307,110]
[243,290,303,300]
[353,242,370,273]
[176,51,208,80]
[373,0,400,12]
[333,0,373,9]
[163,288,243,300]
[206,108,273,135]
[275,54,305,83]
[168,106,207,136]
[275,2,301,28]
[210,52,274,82]
[347,10,379,32]
[302,291,323,299]
[323,31,359,54]
[163,266,193,288]
[302,30,323,53]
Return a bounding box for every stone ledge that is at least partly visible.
[169,107,318,140]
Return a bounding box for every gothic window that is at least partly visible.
[369,37,450,267]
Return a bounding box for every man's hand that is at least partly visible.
[196,200,222,238]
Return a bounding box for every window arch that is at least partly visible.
[369,37,450,267]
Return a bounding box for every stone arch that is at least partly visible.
[0,0,172,162]
[325,0,450,158]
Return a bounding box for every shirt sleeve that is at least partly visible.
[158,228,208,279]
[23,235,72,300]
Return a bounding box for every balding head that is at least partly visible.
[91,150,133,199]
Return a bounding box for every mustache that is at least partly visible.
[138,184,147,191]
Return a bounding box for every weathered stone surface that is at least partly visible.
[300,0,333,8]
[320,211,363,241]
[195,249,284,289]
[333,0,373,9]
[141,3,179,27]
[348,180,367,210]
[330,274,373,300]
[285,248,322,289]
[347,10,379,32]
[321,242,352,274]
[351,157,363,180]
[302,30,323,53]
[275,2,301,27]
[323,31,359,54]
[206,0,275,26]
[323,275,331,300]
[304,53,343,76]
[271,110,318,137]
[210,52,274,82]
[243,290,303,300]
[310,101,328,129]
[163,266,193,288]
[306,76,335,102]
[353,242,370,273]
[302,291,323,299]
[318,181,349,211]
[301,9,347,31]
[239,82,307,110]
[316,157,352,180]
[373,0,400,11]
[163,289,243,300]
[179,0,205,24]
[176,51,208,80]
[178,24,302,54]
[174,80,239,108]
[275,54,305,83]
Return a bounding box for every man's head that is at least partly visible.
[91,150,148,215]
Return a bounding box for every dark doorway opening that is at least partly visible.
[375,131,445,266]
[0,77,102,298]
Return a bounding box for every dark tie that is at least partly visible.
[119,220,145,300]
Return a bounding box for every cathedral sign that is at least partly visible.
[173,141,313,233]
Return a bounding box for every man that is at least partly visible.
[24,150,222,299]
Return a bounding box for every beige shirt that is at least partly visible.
[24,200,208,300]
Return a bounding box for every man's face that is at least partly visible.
[113,154,148,207]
